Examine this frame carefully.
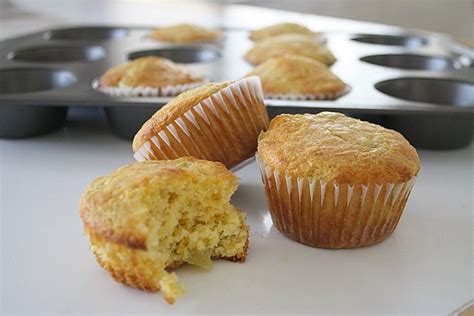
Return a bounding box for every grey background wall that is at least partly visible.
[238,0,473,39]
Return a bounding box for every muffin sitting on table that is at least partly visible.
[257,112,420,249]
[244,34,336,66]
[150,24,222,43]
[97,56,206,97]
[132,77,269,168]
[247,54,348,100]
[79,157,249,304]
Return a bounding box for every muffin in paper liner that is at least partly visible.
[133,76,269,168]
[247,55,348,100]
[256,112,420,249]
[256,156,417,249]
[94,79,208,97]
[96,56,207,97]
[244,34,337,66]
[265,85,351,101]
[149,24,223,43]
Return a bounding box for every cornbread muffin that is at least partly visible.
[246,54,347,99]
[257,112,420,249]
[244,34,336,66]
[150,24,221,43]
[249,22,315,41]
[99,56,205,96]
[133,76,269,168]
[79,157,249,303]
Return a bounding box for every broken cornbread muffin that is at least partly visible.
[79,157,249,303]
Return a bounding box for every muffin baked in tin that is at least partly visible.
[150,24,222,43]
[98,56,206,97]
[247,54,348,100]
[245,34,336,66]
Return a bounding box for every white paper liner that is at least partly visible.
[264,84,351,101]
[256,155,417,248]
[133,76,268,167]
[94,79,208,97]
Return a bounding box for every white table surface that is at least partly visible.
[1,1,473,315]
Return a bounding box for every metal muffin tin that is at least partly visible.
[0,26,473,148]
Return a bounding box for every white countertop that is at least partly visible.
[0,1,473,314]
[1,107,473,315]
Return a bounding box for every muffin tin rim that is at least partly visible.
[6,43,107,63]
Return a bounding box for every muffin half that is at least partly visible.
[150,24,222,43]
[246,54,348,100]
[79,157,249,303]
[249,22,316,41]
[133,77,269,168]
[244,34,336,66]
[257,112,420,249]
[98,56,206,97]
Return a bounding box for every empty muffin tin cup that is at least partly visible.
[104,106,162,140]
[352,34,427,48]
[128,47,220,63]
[376,78,474,149]
[44,27,128,41]
[8,45,106,63]
[0,68,76,138]
[361,54,460,71]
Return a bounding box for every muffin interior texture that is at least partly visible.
[80,158,248,303]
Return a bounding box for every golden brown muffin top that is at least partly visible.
[249,22,315,41]
[246,54,346,96]
[244,34,336,66]
[79,157,238,250]
[150,24,222,43]
[132,81,231,151]
[99,56,203,88]
[258,112,420,184]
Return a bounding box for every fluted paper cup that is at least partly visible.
[256,156,416,248]
[133,76,269,168]
[94,79,208,97]
[265,84,351,101]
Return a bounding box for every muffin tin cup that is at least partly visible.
[384,114,473,150]
[1,26,473,148]
[94,79,209,97]
[133,76,269,168]
[0,104,68,138]
[104,105,161,140]
[264,84,351,101]
[0,68,76,138]
[256,156,417,249]
[351,34,428,48]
